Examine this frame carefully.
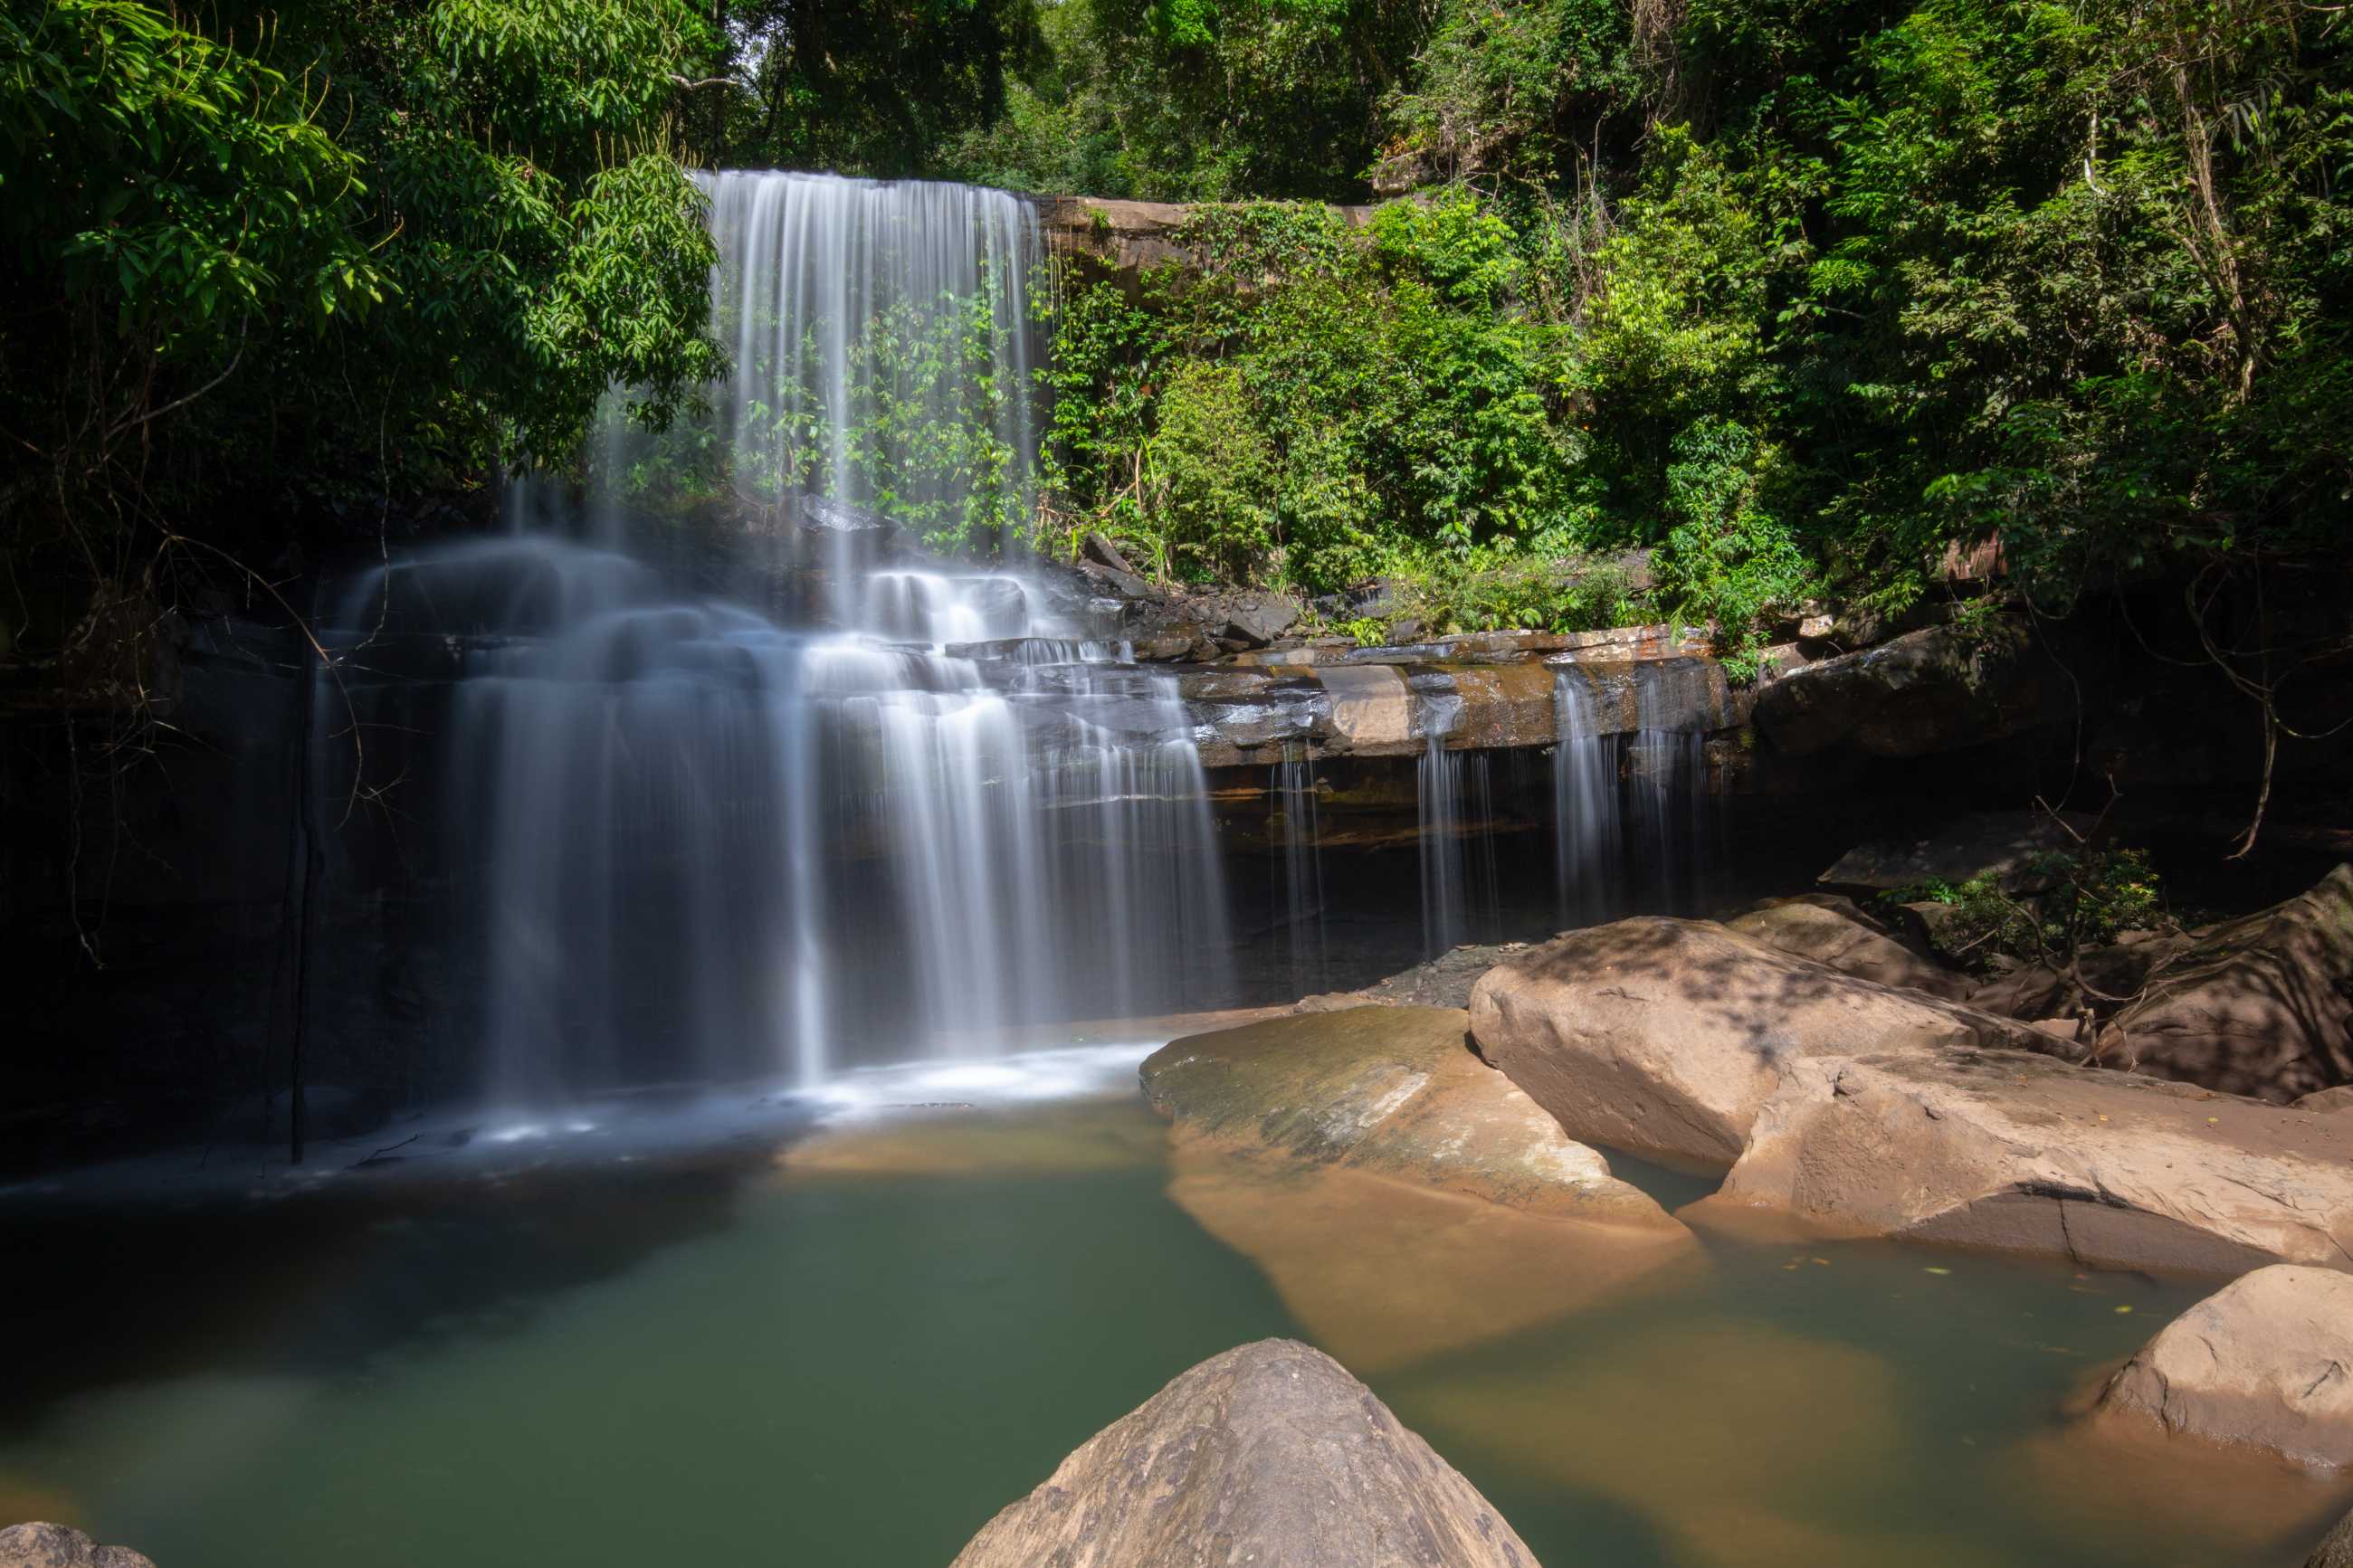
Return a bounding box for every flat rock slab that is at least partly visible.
[948,1338,1540,1568]
[1468,917,2058,1171]
[2096,1265,2353,1468]
[1816,809,2095,892]
[1141,1005,1676,1228]
[1689,1049,2353,1275]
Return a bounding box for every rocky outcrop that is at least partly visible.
[1689,1049,2353,1274]
[1466,917,2061,1170]
[2096,865,2353,1102]
[2302,1086,2353,1115]
[0,1524,157,1568]
[1142,1006,1675,1229]
[1293,942,1528,1012]
[1965,936,2189,1026]
[948,1339,1538,1568]
[2095,1266,2353,1467]
[2311,1507,2353,1568]
[1816,810,2095,893]
[1145,1007,1695,1369]
[1724,894,1967,999]
[1036,197,1376,281]
[1752,617,2060,758]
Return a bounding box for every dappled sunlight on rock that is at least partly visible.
[1164,1142,1700,1373]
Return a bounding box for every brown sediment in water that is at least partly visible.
[1394,1319,1974,1568]
[776,1099,1169,1178]
[1996,1361,2353,1559]
[1162,1140,1701,1373]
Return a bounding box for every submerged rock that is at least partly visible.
[1725,894,1968,999]
[2096,865,2353,1102]
[2312,1507,2353,1568]
[1143,1007,1694,1369]
[1690,1049,2353,1274]
[1468,917,2055,1170]
[2095,1265,2353,1468]
[0,1524,157,1568]
[1142,1006,1674,1228]
[948,1338,1539,1568]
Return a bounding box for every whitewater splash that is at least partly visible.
[333,174,1231,1106]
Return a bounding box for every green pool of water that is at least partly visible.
[1,1087,2343,1567]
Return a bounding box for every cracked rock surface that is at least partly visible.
[1686,1048,2353,1275]
[2097,1264,2353,1468]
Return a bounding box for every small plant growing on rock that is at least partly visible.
[1889,845,2171,972]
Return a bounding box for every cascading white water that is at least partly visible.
[1548,656,1725,921]
[1553,665,1624,927]
[1416,702,1500,957]
[1269,749,1327,993]
[338,173,1232,1106]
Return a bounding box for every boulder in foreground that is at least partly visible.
[1690,1049,2353,1274]
[1468,917,2056,1170]
[949,1338,1539,1568]
[0,1524,157,1568]
[2096,865,2353,1102]
[1142,1004,1675,1229]
[2096,1265,2353,1468]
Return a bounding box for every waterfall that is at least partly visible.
[1416,705,1500,957]
[1550,656,1725,924]
[1553,666,1624,927]
[343,173,1232,1106]
[1269,749,1327,993]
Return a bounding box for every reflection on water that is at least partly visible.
[0,1067,2344,1568]
[1166,1142,1700,1372]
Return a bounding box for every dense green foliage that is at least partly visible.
[1,0,721,669]
[987,0,2353,667]
[6,0,2348,689]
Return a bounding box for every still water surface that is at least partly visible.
[2,1039,2344,1567]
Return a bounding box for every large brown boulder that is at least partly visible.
[1724,894,1968,999]
[2095,1265,2353,1467]
[1142,1008,1693,1370]
[2311,1507,2353,1568]
[948,1339,1539,1568]
[2096,865,2353,1101]
[1690,1049,2353,1274]
[1467,917,2059,1170]
[1752,618,2058,758]
[0,1525,157,1568]
[1142,1005,1675,1228]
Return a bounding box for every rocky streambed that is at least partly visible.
[925,854,2353,1568]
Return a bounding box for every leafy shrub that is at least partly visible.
[1888,845,2170,969]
